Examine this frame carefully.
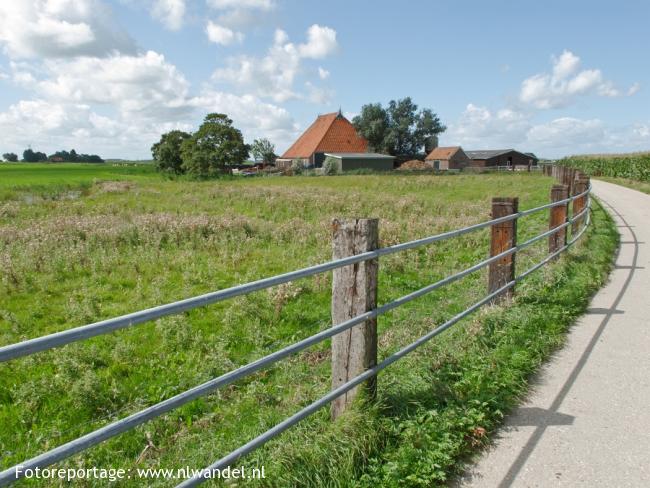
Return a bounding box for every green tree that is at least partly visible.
[151,130,192,174]
[351,103,390,153]
[352,97,446,158]
[250,138,276,166]
[22,149,47,162]
[2,152,18,162]
[181,113,249,176]
[417,109,443,154]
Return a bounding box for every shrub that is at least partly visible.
[322,156,340,175]
[291,159,304,175]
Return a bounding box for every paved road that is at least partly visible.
[456,179,650,487]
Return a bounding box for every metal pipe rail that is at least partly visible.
[0,186,590,363]
[180,205,593,488]
[0,186,591,486]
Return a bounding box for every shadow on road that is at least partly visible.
[493,198,640,488]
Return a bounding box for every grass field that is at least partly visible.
[0,162,157,200]
[0,165,617,486]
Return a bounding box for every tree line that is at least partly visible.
[2,149,104,163]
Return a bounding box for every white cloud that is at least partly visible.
[0,99,155,156]
[519,50,638,109]
[0,0,135,59]
[526,117,605,147]
[633,123,650,139]
[207,0,274,10]
[298,25,338,59]
[212,25,337,103]
[447,103,531,147]
[318,67,330,79]
[305,82,333,105]
[190,90,297,143]
[28,51,191,121]
[628,82,641,96]
[205,21,244,45]
[151,0,186,31]
[206,0,275,31]
[552,50,580,79]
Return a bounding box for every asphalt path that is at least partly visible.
[456,179,650,487]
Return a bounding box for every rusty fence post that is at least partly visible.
[565,168,576,195]
[488,197,518,302]
[331,218,378,420]
[549,184,569,255]
[572,176,588,235]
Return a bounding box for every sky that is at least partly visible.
[0,0,648,160]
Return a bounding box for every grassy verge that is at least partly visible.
[0,168,617,486]
[596,176,650,195]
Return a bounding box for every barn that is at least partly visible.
[323,152,395,172]
[465,149,539,168]
[424,146,471,170]
[277,110,368,169]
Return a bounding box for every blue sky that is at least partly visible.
[0,0,648,159]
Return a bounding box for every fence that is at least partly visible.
[0,170,592,487]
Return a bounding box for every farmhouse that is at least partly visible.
[277,110,368,168]
[424,146,471,170]
[465,149,539,168]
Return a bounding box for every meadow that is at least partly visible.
[0,164,617,486]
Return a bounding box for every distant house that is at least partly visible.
[277,110,368,168]
[465,149,539,168]
[424,146,471,170]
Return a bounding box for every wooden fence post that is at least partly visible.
[572,177,589,235]
[331,218,378,420]
[549,184,569,255]
[488,197,518,302]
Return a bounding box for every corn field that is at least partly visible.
[560,152,650,181]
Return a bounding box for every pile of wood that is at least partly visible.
[397,160,430,171]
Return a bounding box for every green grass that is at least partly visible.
[0,162,157,200]
[0,166,617,486]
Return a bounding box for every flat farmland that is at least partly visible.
[0,165,616,486]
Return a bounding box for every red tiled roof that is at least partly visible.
[281,112,368,159]
[425,146,461,160]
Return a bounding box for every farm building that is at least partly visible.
[424,146,471,170]
[277,110,368,168]
[465,149,539,168]
[323,152,395,172]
